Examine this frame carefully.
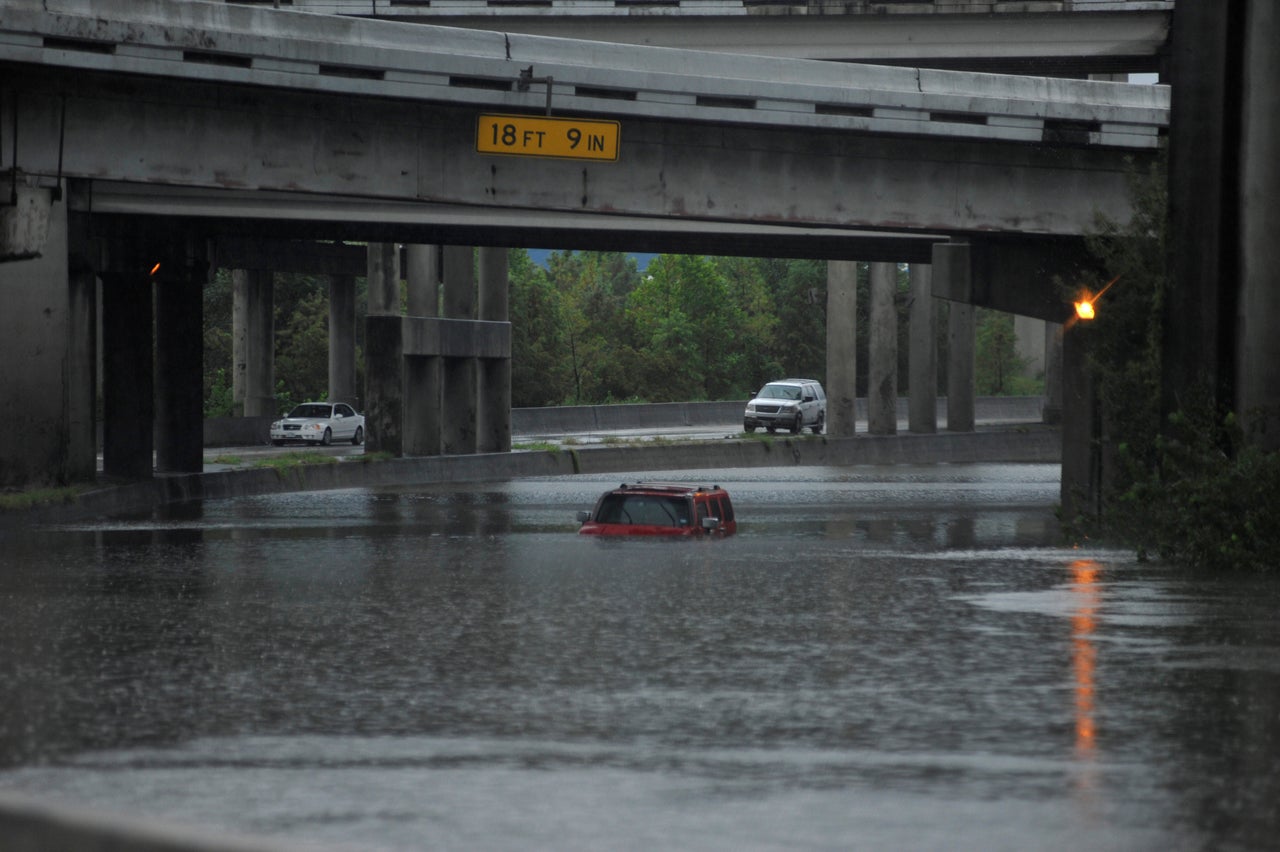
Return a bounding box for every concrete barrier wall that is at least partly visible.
[202,397,1046,446]
[16,427,1060,527]
[0,790,326,852]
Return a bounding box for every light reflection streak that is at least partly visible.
[1070,559,1102,810]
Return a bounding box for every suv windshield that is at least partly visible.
[760,384,801,400]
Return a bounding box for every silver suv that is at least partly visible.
[744,379,826,434]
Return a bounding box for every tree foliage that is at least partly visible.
[204,248,1037,422]
[1073,153,1280,571]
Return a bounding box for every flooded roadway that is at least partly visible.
[1,464,1278,850]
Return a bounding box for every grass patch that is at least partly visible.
[205,454,244,466]
[0,484,95,511]
[513,441,560,452]
[252,452,339,472]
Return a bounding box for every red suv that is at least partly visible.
[577,482,737,537]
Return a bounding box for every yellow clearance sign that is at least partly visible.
[476,114,620,162]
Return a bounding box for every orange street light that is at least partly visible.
[1072,274,1120,323]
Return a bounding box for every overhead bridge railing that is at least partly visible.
[0,0,1167,149]
[235,0,1173,17]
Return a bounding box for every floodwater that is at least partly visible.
[1,464,1278,851]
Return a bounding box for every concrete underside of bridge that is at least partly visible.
[8,64,1142,240]
[0,0,1174,512]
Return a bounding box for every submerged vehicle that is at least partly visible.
[577,482,737,537]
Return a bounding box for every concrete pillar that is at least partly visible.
[328,274,357,407]
[364,316,403,457]
[1042,322,1064,425]
[404,244,441,456]
[1237,0,1280,449]
[154,237,206,474]
[0,177,52,262]
[1061,325,1099,523]
[0,180,95,487]
[241,270,275,418]
[365,243,403,454]
[64,189,98,483]
[825,260,858,437]
[366,242,400,315]
[868,262,898,435]
[477,247,511,453]
[908,263,937,434]
[934,243,977,433]
[101,266,153,480]
[1164,0,1238,422]
[947,303,976,433]
[405,244,439,317]
[442,246,477,455]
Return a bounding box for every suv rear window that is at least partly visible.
[597,494,692,528]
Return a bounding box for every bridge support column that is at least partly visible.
[404,244,442,456]
[1042,322,1064,425]
[908,262,937,434]
[932,243,976,432]
[365,243,402,455]
[64,189,98,483]
[477,247,511,453]
[868,262,898,435]
[155,236,206,474]
[101,263,154,480]
[947,304,976,432]
[1060,324,1099,523]
[0,180,96,488]
[825,260,858,437]
[1237,0,1280,448]
[233,270,276,418]
[442,246,477,455]
[328,273,357,407]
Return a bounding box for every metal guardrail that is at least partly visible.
[0,0,1167,149]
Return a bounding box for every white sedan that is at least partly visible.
[270,402,365,447]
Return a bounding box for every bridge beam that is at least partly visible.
[7,65,1148,240]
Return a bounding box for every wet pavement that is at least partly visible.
[1,464,1277,850]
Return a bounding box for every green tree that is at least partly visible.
[626,254,747,400]
[548,251,640,403]
[203,269,235,417]
[509,249,572,407]
[713,256,782,396]
[975,309,1032,395]
[756,258,827,383]
[1073,153,1280,570]
[274,288,331,410]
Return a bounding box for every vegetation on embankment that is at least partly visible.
[1068,154,1279,571]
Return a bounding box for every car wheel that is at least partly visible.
[744,424,756,433]
[352,426,364,446]
[811,415,824,435]
[790,414,803,434]
[766,425,776,434]
[272,440,284,447]
[321,428,332,446]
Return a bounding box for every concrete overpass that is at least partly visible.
[293,0,1174,77]
[1,0,1168,492]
